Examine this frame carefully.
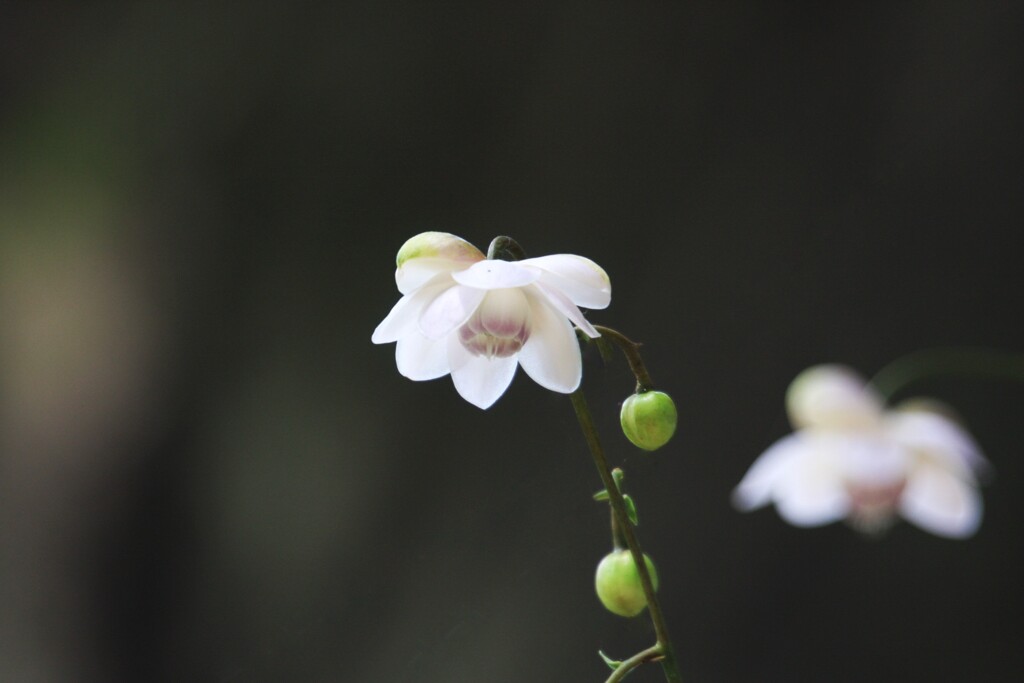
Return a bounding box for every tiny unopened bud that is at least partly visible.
[620,391,677,451]
[594,549,659,617]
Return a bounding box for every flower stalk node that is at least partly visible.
[592,325,656,393]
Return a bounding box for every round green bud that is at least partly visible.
[594,549,659,617]
[620,391,677,451]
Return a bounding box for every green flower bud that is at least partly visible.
[620,391,677,451]
[594,549,659,617]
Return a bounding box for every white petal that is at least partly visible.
[732,433,808,511]
[371,276,452,344]
[520,254,611,309]
[885,409,987,479]
[451,259,540,290]
[395,232,485,294]
[529,282,599,338]
[900,464,982,538]
[396,258,464,295]
[774,466,850,527]
[770,435,850,526]
[418,284,486,340]
[516,293,582,394]
[475,288,530,338]
[785,364,884,430]
[395,331,450,380]
[447,334,518,409]
[833,434,908,488]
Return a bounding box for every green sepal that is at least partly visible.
[612,468,625,490]
[623,494,639,526]
[593,489,611,502]
[598,650,622,671]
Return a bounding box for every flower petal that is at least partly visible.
[774,467,850,527]
[395,232,485,294]
[529,282,599,338]
[450,259,540,290]
[395,331,451,380]
[372,275,454,344]
[899,463,982,538]
[418,284,486,340]
[770,434,850,526]
[520,254,611,310]
[785,364,884,430]
[516,292,582,394]
[447,334,518,409]
[395,259,459,295]
[885,408,987,480]
[732,433,808,511]
[833,434,908,488]
[475,288,530,338]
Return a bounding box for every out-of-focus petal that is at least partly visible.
[520,254,611,309]
[834,434,908,488]
[773,454,850,527]
[447,334,519,409]
[899,464,982,538]
[765,435,850,526]
[517,293,583,394]
[418,284,485,340]
[529,281,599,338]
[732,433,809,511]
[451,259,540,290]
[394,232,484,294]
[396,331,450,380]
[885,408,988,480]
[786,364,884,430]
[372,276,452,344]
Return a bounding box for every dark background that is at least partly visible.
[2,2,1022,681]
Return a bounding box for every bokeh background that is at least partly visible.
[2,2,1023,681]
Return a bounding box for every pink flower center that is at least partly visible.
[457,289,532,359]
[844,479,907,534]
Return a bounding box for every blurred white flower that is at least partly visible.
[733,364,988,538]
[372,232,611,409]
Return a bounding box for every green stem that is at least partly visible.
[570,389,683,683]
[486,235,527,261]
[593,325,655,392]
[609,492,627,551]
[869,347,1024,402]
[606,644,665,683]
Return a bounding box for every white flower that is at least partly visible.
[732,364,988,538]
[371,232,611,409]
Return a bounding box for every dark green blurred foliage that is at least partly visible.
[2,2,1023,681]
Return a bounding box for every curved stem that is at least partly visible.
[869,347,1024,402]
[486,235,527,261]
[605,644,665,683]
[593,325,656,392]
[570,389,683,683]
